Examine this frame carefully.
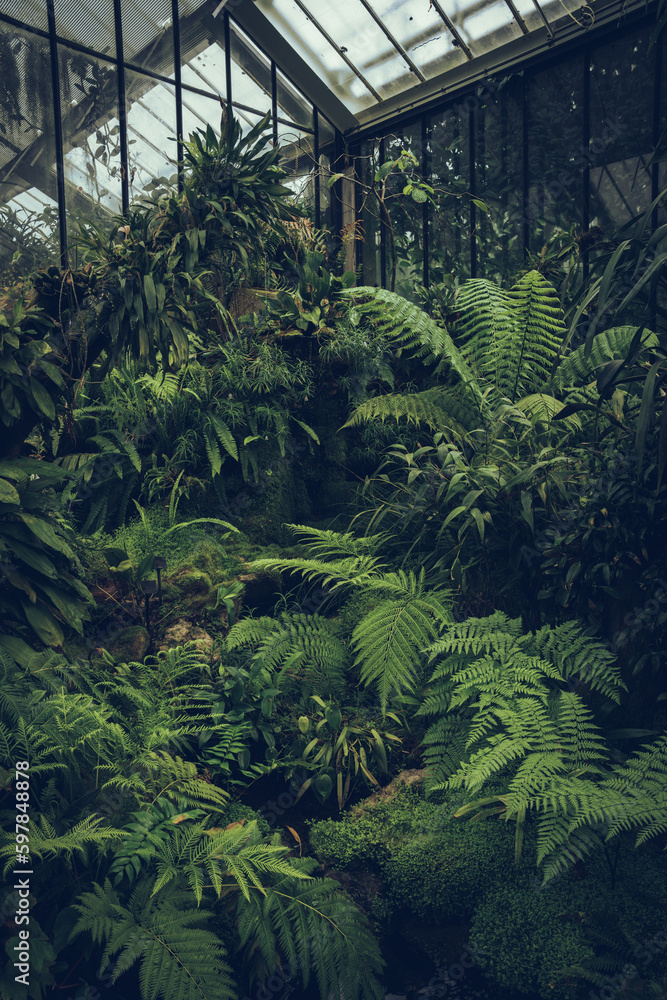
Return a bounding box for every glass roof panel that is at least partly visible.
[256,0,590,116]
[370,0,464,79]
[181,44,227,98]
[54,0,116,57]
[230,21,273,115]
[461,0,521,55]
[0,0,48,31]
[255,0,376,112]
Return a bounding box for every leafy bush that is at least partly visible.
[470,846,667,999]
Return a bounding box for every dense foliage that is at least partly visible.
[2,112,667,1000]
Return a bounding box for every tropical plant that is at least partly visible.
[419,611,667,884]
[0,458,94,651]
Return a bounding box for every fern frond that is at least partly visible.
[72,879,236,1000]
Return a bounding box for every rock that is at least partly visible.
[106,625,150,663]
[168,569,212,599]
[351,769,429,815]
[160,620,216,658]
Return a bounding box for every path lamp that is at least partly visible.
[141,578,158,631]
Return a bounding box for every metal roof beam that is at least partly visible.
[224,0,357,131]
[349,0,647,136]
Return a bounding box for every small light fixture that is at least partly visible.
[141,578,158,630]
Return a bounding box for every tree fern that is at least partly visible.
[72,879,236,1000]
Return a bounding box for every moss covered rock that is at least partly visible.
[308,783,518,921]
[106,625,150,663]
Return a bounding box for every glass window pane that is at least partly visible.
[230,21,272,115]
[527,55,584,250]
[59,45,122,243]
[54,0,115,58]
[589,27,654,229]
[429,107,472,282]
[475,77,523,280]
[181,42,226,99]
[122,0,173,76]
[125,71,178,200]
[0,23,60,275]
[384,125,424,298]
[276,67,313,132]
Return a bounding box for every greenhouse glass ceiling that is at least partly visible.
[254,0,585,115]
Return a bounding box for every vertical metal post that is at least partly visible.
[522,74,530,260]
[379,136,387,288]
[652,37,662,233]
[469,103,477,279]
[113,0,129,213]
[582,45,590,282]
[171,0,183,192]
[422,115,429,289]
[313,107,321,228]
[224,11,232,111]
[651,36,662,328]
[354,148,363,275]
[46,0,67,268]
[271,60,278,146]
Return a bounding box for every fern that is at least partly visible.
[248,526,452,711]
[555,325,659,387]
[234,855,384,1000]
[228,611,349,691]
[419,614,633,873]
[72,879,236,1000]
[353,568,452,711]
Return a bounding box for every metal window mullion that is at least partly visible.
[355,0,425,82]
[172,0,183,192]
[379,137,387,288]
[582,44,590,282]
[46,0,67,267]
[422,115,429,289]
[113,0,129,213]
[501,0,529,33]
[224,11,232,108]
[428,0,473,60]
[522,73,529,259]
[652,36,662,232]
[651,33,662,330]
[289,0,381,102]
[314,106,321,228]
[529,0,555,42]
[469,104,476,279]
[271,60,278,146]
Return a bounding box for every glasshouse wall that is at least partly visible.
[0,0,337,276]
[352,12,666,309]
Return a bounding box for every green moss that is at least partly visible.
[223,802,271,838]
[242,457,312,546]
[308,783,517,920]
[469,846,667,1000]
